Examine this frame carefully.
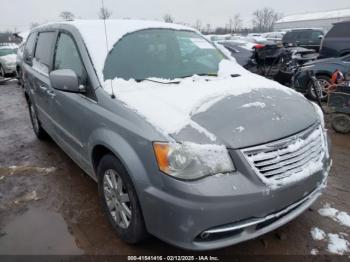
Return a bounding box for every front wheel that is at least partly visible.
[332,114,350,134]
[97,154,147,244]
[307,75,330,101]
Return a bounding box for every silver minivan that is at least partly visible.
[23,20,331,250]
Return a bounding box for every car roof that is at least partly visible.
[33,19,198,83]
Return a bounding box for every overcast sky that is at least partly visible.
[1,0,350,32]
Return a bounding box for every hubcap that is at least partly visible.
[103,169,132,229]
[29,104,40,133]
[311,79,329,99]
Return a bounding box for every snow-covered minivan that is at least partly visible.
[23,20,331,250]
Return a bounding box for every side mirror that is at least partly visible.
[318,35,324,40]
[49,69,85,93]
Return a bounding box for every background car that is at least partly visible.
[0,44,18,77]
[217,41,256,69]
[293,54,350,100]
[319,21,350,59]
[282,29,324,51]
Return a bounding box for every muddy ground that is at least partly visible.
[0,81,349,257]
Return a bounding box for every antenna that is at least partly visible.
[101,0,116,99]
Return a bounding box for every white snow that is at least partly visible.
[327,233,350,255]
[106,59,293,138]
[310,249,319,255]
[235,126,245,133]
[241,102,266,109]
[0,54,16,64]
[311,227,326,241]
[318,204,350,228]
[276,9,350,24]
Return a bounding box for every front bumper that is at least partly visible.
[142,156,331,251]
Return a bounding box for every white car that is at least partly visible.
[0,44,18,77]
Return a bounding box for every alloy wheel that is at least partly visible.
[310,78,329,100]
[103,169,132,229]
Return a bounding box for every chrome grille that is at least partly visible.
[242,124,325,182]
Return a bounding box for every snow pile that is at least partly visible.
[310,249,319,255]
[106,60,293,138]
[318,204,350,228]
[327,233,350,255]
[241,102,266,109]
[311,227,326,241]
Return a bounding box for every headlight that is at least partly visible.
[311,102,325,129]
[153,142,235,180]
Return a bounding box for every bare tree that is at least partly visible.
[98,7,112,20]
[207,24,211,34]
[252,8,282,32]
[233,14,243,33]
[59,11,75,21]
[163,14,174,23]
[195,19,202,31]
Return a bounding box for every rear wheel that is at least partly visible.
[332,114,350,134]
[97,154,147,244]
[308,75,330,101]
[28,99,47,139]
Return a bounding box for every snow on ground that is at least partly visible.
[327,233,350,255]
[318,204,350,228]
[311,227,326,241]
[106,59,293,139]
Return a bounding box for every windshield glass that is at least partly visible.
[0,48,17,57]
[103,29,225,81]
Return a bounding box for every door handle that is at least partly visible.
[46,89,56,99]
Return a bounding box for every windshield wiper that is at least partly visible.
[136,78,181,84]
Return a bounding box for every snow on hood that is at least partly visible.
[104,60,296,139]
[0,54,16,63]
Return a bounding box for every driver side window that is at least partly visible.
[54,33,86,84]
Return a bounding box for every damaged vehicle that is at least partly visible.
[23,20,331,251]
[0,44,18,77]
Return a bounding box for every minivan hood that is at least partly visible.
[177,89,317,148]
[111,61,317,148]
[0,54,16,63]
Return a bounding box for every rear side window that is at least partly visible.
[283,32,298,42]
[54,33,86,83]
[34,32,56,67]
[327,23,350,37]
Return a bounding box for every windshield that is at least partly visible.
[0,48,17,57]
[103,29,225,81]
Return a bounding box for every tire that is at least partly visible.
[307,75,330,101]
[97,154,147,244]
[28,99,47,139]
[332,114,350,134]
[0,65,5,77]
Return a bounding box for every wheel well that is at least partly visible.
[91,145,115,174]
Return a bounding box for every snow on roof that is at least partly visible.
[43,19,196,82]
[276,8,350,24]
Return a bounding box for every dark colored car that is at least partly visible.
[319,21,350,59]
[218,41,256,69]
[293,54,350,100]
[282,29,324,52]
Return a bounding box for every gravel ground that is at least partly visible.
[0,81,349,259]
